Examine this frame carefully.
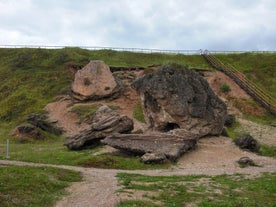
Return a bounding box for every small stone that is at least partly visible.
[237,157,256,167]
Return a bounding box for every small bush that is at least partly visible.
[220,83,231,93]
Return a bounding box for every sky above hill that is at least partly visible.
[1,0,275,51]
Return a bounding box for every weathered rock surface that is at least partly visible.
[13,113,62,142]
[102,133,197,163]
[26,114,63,135]
[13,124,44,142]
[65,106,133,150]
[132,64,227,137]
[71,60,122,101]
[234,134,260,152]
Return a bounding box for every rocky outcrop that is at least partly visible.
[234,134,260,152]
[102,133,197,163]
[132,64,227,137]
[65,106,133,150]
[71,60,123,101]
[26,113,63,135]
[13,113,63,142]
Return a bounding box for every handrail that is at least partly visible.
[202,52,276,115]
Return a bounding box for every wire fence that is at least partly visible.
[1,45,275,55]
[0,44,200,55]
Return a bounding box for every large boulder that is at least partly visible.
[71,60,122,101]
[65,106,133,150]
[132,64,227,137]
[102,133,197,163]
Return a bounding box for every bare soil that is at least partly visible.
[3,70,275,207]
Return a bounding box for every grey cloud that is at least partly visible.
[0,0,275,50]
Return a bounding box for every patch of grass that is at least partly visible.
[116,172,276,207]
[0,139,103,166]
[220,83,231,93]
[0,165,81,207]
[258,145,276,158]
[0,139,169,170]
[133,102,145,123]
[70,104,100,124]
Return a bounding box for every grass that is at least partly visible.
[0,165,81,207]
[0,138,169,170]
[70,104,100,124]
[116,172,276,207]
[133,102,146,123]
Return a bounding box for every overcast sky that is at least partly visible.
[1,0,275,51]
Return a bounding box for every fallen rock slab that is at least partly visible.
[65,106,133,150]
[102,133,198,163]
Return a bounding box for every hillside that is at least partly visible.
[0,47,209,124]
[0,47,275,140]
[1,48,276,206]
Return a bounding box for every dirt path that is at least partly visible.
[1,137,275,207]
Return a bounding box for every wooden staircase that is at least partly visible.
[202,51,276,115]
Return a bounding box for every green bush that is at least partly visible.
[220,83,231,93]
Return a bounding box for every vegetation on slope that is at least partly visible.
[214,53,276,99]
[0,47,210,125]
[0,165,81,207]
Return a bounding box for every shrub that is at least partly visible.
[220,83,231,93]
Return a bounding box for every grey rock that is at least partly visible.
[14,124,44,141]
[102,133,197,162]
[224,114,235,127]
[237,157,256,167]
[26,113,63,135]
[234,134,260,152]
[132,64,227,137]
[65,106,133,150]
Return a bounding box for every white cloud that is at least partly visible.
[0,0,275,50]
